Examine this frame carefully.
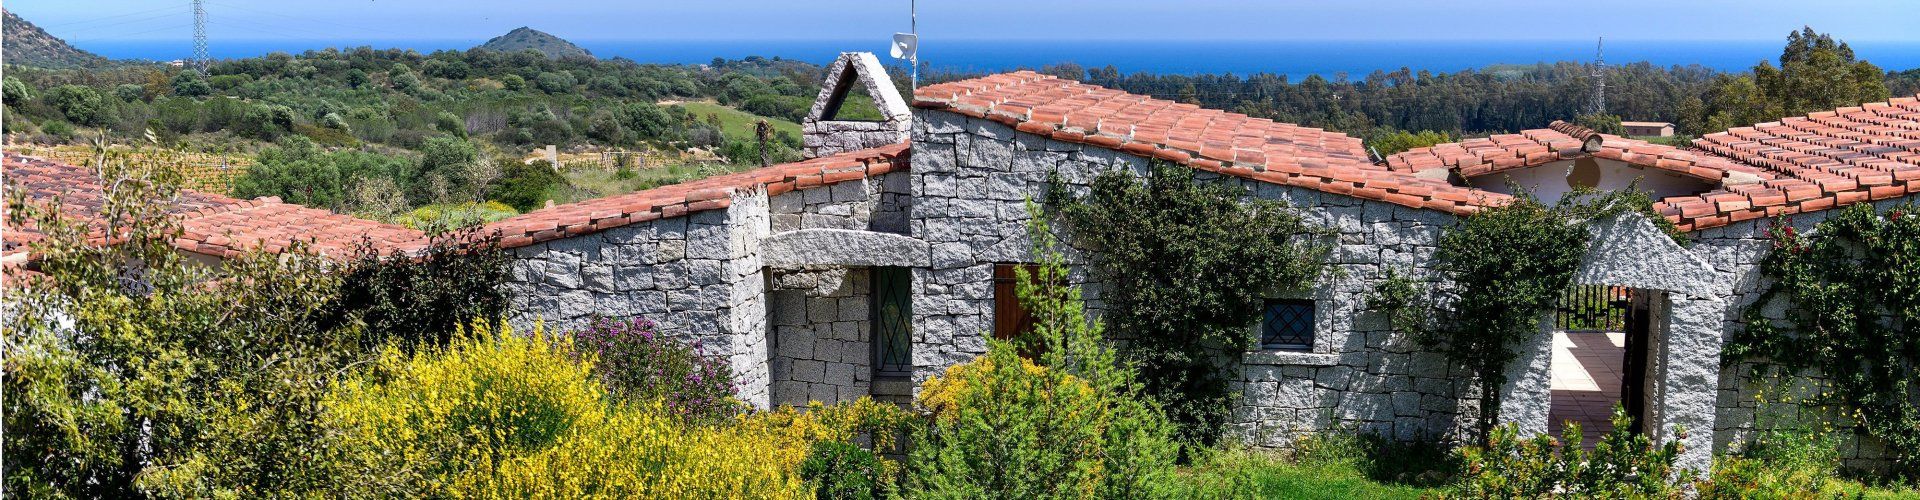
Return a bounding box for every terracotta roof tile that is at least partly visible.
[1386,121,1747,185]
[4,151,427,261]
[4,151,241,252]
[485,142,910,248]
[173,197,428,259]
[1668,93,1920,231]
[913,71,1509,215]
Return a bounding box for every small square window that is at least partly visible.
[1260,299,1315,350]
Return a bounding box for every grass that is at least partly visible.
[673,100,801,141]
[1173,449,1440,499]
[1172,433,1454,499]
[548,161,759,205]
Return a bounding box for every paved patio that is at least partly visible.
[1549,330,1626,448]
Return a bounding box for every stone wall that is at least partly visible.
[504,190,773,408]
[769,171,911,234]
[909,108,1477,445]
[767,266,873,406]
[1692,194,1920,471]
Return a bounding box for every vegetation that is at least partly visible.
[1050,165,1329,449]
[906,201,1181,497]
[571,317,743,424]
[1454,407,1687,497]
[3,149,368,497]
[1370,187,1657,443]
[1729,202,1920,478]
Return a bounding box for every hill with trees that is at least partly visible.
[476,27,592,59]
[2,9,109,68]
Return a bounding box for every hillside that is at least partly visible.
[3,9,109,67]
[476,27,591,59]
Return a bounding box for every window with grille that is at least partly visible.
[1260,299,1315,350]
[871,267,913,378]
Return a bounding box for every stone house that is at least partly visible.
[9,51,1920,473]
[485,54,1920,471]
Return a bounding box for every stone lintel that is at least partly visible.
[762,228,929,267]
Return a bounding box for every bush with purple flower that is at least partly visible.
[570,317,742,423]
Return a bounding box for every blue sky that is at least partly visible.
[11,0,1920,43]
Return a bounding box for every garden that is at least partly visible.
[7,157,1920,499]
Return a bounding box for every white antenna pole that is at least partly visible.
[910,0,918,90]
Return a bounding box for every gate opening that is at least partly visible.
[1548,285,1653,447]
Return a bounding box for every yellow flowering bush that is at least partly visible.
[321,321,836,498]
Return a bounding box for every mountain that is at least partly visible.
[476,27,591,59]
[3,9,109,67]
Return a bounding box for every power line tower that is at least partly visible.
[192,0,209,74]
[1589,37,1606,116]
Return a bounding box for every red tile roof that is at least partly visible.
[912,71,1510,215]
[4,151,241,253]
[3,151,428,261]
[1659,95,1920,231]
[485,142,910,248]
[1385,121,1752,185]
[173,197,428,258]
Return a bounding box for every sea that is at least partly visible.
[74,38,1920,77]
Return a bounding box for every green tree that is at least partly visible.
[46,84,108,126]
[1692,27,1889,133]
[410,135,479,204]
[1574,113,1625,135]
[1370,188,1649,443]
[1755,27,1891,116]
[1052,165,1329,448]
[169,72,211,97]
[3,76,33,106]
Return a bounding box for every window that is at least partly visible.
[1260,299,1315,350]
[871,267,913,378]
[992,263,1042,341]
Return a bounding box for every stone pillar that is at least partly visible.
[1658,294,1723,472]
[1499,312,1557,437]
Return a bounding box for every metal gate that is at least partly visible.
[1555,285,1631,331]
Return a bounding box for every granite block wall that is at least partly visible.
[909,108,1479,446]
[767,266,873,406]
[1693,194,1920,471]
[504,190,773,408]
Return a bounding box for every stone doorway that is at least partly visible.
[1548,287,1653,448]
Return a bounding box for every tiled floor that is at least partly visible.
[1549,331,1626,448]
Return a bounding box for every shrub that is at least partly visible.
[3,147,369,497]
[488,158,565,212]
[1454,407,1688,498]
[322,321,844,498]
[570,317,742,424]
[1051,164,1328,447]
[800,440,883,500]
[907,200,1179,498]
[329,225,511,350]
[1697,427,1864,498]
[389,201,519,232]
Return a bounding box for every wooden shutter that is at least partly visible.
[992,263,1041,341]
